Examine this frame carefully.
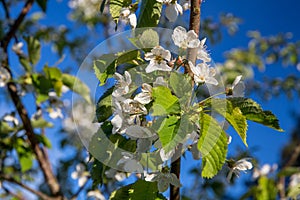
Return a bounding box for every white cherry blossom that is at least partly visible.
[105,168,126,182]
[48,107,63,119]
[145,172,181,192]
[165,2,183,22]
[228,75,245,97]
[71,163,89,187]
[252,163,277,179]
[172,26,200,49]
[227,158,253,181]
[112,71,132,98]
[119,8,137,29]
[189,61,218,85]
[160,148,175,162]
[117,152,143,173]
[197,38,211,63]
[134,83,152,105]
[289,173,300,188]
[87,190,106,200]
[145,46,172,73]
[3,113,19,126]
[12,42,24,55]
[0,67,11,87]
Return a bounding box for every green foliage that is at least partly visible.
[256,176,277,200]
[206,99,248,146]
[288,183,300,199]
[129,29,159,49]
[0,121,16,135]
[137,0,162,28]
[91,159,105,187]
[110,180,166,200]
[156,115,179,151]
[94,50,142,85]
[169,72,192,108]
[228,97,283,131]
[151,86,181,116]
[24,36,41,65]
[31,73,53,103]
[36,0,47,12]
[198,113,228,178]
[110,0,132,25]
[31,118,54,129]
[62,73,92,104]
[15,138,33,173]
[96,87,114,122]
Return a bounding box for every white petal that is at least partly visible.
[160,148,175,161]
[145,173,157,182]
[165,4,179,22]
[128,13,137,28]
[232,75,243,87]
[78,176,87,187]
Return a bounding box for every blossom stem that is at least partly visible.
[198,91,226,105]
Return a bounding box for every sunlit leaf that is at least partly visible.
[151,86,181,116]
[24,36,41,65]
[228,97,283,131]
[62,74,92,104]
[198,113,228,178]
[137,0,162,28]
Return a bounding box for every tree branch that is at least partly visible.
[170,1,202,200]
[2,185,26,200]
[0,174,56,200]
[1,0,34,49]
[0,1,63,197]
[0,0,10,20]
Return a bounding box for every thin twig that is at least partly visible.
[0,174,55,200]
[0,0,10,19]
[1,0,34,49]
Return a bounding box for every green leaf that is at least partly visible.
[110,180,166,200]
[256,176,277,200]
[62,74,92,104]
[169,72,192,108]
[94,50,141,85]
[0,121,16,135]
[277,167,300,177]
[24,36,41,65]
[156,114,194,153]
[31,74,52,103]
[207,99,248,146]
[31,118,53,128]
[96,87,114,122]
[228,97,283,131]
[198,113,228,178]
[110,0,132,25]
[151,86,181,116]
[44,66,63,95]
[129,29,159,49]
[19,154,33,172]
[137,0,162,28]
[91,158,105,187]
[44,66,62,81]
[19,56,32,72]
[36,0,47,12]
[288,183,300,199]
[157,115,179,150]
[35,134,52,148]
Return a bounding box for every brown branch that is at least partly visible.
[5,73,62,198]
[2,185,26,200]
[170,1,202,200]
[0,174,56,200]
[1,0,34,49]
[170,145,182,200]
[0,1,62,197]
